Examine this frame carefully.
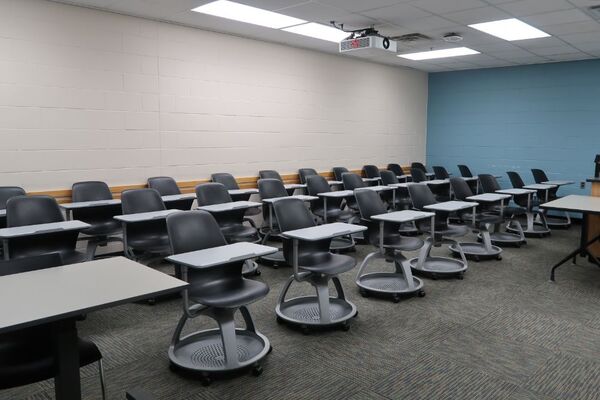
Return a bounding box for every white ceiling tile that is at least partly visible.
[496,0,575,17]
[409,0,488,14]
[513,36,566,48]
[314,0,407,13]
[360,3,431,25]
[444,6,512,24]
[545,52,590,61]
[522,8,592,26]
[560,30,600,44]
[529,44,580,55]
[543,20,600,35]
[402,15,461,30]
[277,2,353,23]
[234,0,308,11]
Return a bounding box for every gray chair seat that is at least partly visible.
[382,235,424,252]
[190,279,269,309]
[127,234,170,253]
[221,224,259,242]
[81,219,121,237]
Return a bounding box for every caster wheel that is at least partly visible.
[457,273,464,280]
[200,376,212,386]
[431,274,438,280]
[276,316,284,324]
[360,289,369,298]
[147,298,156,306]
[473,256,480,262]
[255,270,261,276]
[267,345,273,354]
[168,363,178,372]
[392,295,400,303]
[301,325,310,335]
[252,365,263,377]
[341,322,350,331]
[496,255,502,260]
[418,290,426,297]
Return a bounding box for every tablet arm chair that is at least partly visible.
[448,178,503,261]
[298,168,318,184]
[531,168,571,228]
[341,172,366,213]
[410,167,428,183]
[379,170,418,235]
[71,181,122,259]
[147,177,194,211]
[407,184,469,279]
[355,190,425,301]
[257,179,288,267]
[332,167,349,182]
[362,165,381,186]
[211,172,260,225]
[5,196,88,264]
[457,165,473,178]
[274,198,358,333]
[259,170,297,195]
[0,186,25,229]
[432,166,450,180]
[506,171,550,236]
[387,163,411,182]
[120,189,171,261]
[411,162,433,179]
[166,211,270,385]
[0,253,106,399]
[195,183,260,276]
[478,174,526,246]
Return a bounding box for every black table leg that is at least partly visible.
[53,319,81,400]
[551,233,600,281]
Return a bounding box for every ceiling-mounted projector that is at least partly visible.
[332,22,397,55]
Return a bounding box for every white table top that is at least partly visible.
[426,172,435,177]
[197,201,261,213]
[496,188,535,195]
[161,194,195,202]
[426,179,450,185]
[542,180,574,186]
[0,257,187,333]
[541,195,600,215]
[60,199,121,210]
[284,183,306,189]
[317,190,354,198]
[0,209,5,217]
[355,185,393,192]
[327,180,343,186]
[461,177,478,182]
[397,175,410,180]
[388,183,410,188]
[372,210,434,223]
[523,184,557,190]
[467,193,511,202]
[283,222,366,241]
[262,195,318,203]
[114,209,180,223]
[362,177,381,182]
[0,220,90,239]
[167,242,277,268]
[228,188,259,196]
[424,201,478,212]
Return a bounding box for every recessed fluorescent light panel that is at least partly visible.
[282,22,348,43]
[469,18,550,41]
[398,47,480,61]
[191,0,305,29]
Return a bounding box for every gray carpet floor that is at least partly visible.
[3,226,600,400]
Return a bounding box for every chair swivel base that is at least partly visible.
[169,328,270,384]
[357,273,424,302]
[449,243,502,261]
[478,232,526,247]
[330,237,355,253]
[507,213,550,238]
[409,257,467,279]
[544,216,571,229]
[275,296,357,333]
[242,260,260,276]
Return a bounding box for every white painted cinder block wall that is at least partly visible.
[0,0,428,191]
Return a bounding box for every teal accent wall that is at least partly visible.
[426,59,600,193]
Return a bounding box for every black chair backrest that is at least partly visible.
[531,169,549,184]
[408,184,437,210]
[342,172,366,190]
[121,189,165,214]
[449,177,474,201]
[298,168,318,184]
[211,173,239,190]
[433,166,450,180]
[6,196,63,227]
[147,177,181,196]
[71,181,112,202]
[362,165,380,178]
[457,165,473,178]
[0,253,63,276]
[306,175,330,196]
[167,211,227,255]
[507,171,525,189]
[380,170,399,186]
[411,168,428,183]
[387,163,404,176]
[411,162,427,172]
[478,174,501,193]
[259,170,283,181]
[258,179,287,199]
[273,198,328,265]
[0,187,26,209]
[195,183,232,206]
[332,167,349,181]
[355,189,386,219]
